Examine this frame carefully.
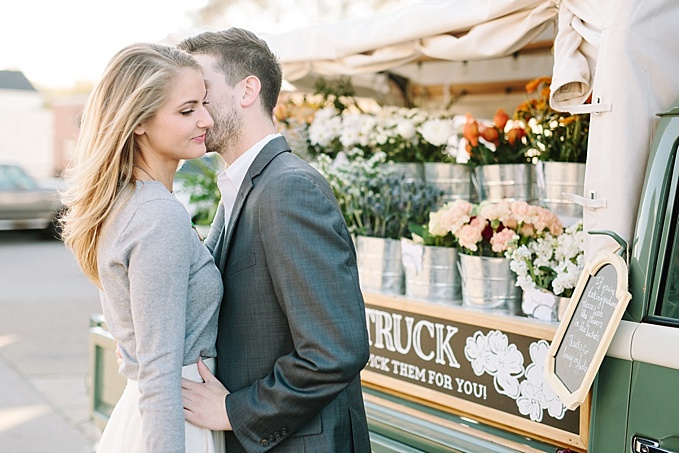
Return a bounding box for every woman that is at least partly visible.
[60,43,222,453]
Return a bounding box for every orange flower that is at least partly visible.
[463,113,480,147]
[525,76,552,94]
[493,108,509,131]
[540,86,551,100]
[480,126,500,146]
[561,115,578,126]
[274,103,289,122]
[507,126,526,146]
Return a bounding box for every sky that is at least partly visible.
[2,1,195,89]
[0,0,311,90]
[1,0,418,91]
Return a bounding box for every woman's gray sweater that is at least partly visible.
[97,181,223,453]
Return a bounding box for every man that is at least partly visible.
[178,28,372,452]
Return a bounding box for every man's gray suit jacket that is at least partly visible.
[205,136,371,452]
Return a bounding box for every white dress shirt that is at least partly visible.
[217,133,281,229]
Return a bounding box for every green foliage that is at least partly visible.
[175,157,221,225]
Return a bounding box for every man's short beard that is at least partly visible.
[206,98,243,156]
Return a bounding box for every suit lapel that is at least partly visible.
[218,136,291,272]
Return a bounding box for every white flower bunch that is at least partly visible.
[551,222,585,295]
[339,111,377,149]
[418,118,457,147]
[307,104,468,163]
[507,221,583,297]
[308,106,342,148]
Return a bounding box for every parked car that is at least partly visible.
[0,162,63,238]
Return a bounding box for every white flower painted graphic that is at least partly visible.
[523,340,567,420]
[464,330,524,399]
[464,331,497,376]
[463,333,568,422]
[517,379,547,422]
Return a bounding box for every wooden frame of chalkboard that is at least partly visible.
[544,251,632,410]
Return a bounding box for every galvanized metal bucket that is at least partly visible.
[457,254,522,314]
[387,162,425,182]
[423,163,473,202]
[472,163,537,203]
[401,240,462,304]
[535,161,585,221]
[356,236,405,295]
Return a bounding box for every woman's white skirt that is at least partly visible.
[96,358,224,453]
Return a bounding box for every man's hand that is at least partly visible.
[182,358,232,431]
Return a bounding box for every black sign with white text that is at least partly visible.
[364,303,580,434]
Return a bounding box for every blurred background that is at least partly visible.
[0,1,560,450]
[0,0,418,181]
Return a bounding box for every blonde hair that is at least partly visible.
[60,43,200,287]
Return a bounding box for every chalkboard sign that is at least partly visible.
[545,252,631,410]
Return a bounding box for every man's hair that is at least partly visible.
[178,28,282,116]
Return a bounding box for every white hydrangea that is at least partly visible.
[507,221,584,297]
[395,117,417,140]
[339,112,376,148]
[418,118,457,147]
[308,107,342,147]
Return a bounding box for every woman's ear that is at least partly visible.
[240,75,261,108]
[134,123,145,136]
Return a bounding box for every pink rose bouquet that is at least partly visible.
[442,200,562,257]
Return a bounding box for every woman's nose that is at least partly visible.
[199,108,214,129]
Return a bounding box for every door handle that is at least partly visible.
[633,435,679,453]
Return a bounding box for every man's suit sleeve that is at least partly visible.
[226,171,370,449]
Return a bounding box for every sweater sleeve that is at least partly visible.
[124,198,192,453]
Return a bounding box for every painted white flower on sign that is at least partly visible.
[524,340,567,420]
[463,333,568,422]
[464,330,524,399]
[517,379,547,422]
[464,331,497,376]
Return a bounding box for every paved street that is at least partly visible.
[0,231,102,452]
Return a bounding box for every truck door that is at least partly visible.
[626,111,679,453]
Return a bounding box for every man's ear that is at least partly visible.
[241,75,261,108]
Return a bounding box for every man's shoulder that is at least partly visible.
[265,153,328,188]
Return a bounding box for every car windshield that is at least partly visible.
[0,165,39,191]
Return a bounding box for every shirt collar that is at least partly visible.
[224,133,281,190]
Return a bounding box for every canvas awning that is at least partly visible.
[549,0,679,259]
[262,0,559,115]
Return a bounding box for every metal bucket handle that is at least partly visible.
[470,168,482,201]
[456,260,467,284]
[534,160,546,200]
[529,302,558,322]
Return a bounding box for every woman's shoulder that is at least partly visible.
[113,181,190,234]
[132,181,187,214]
